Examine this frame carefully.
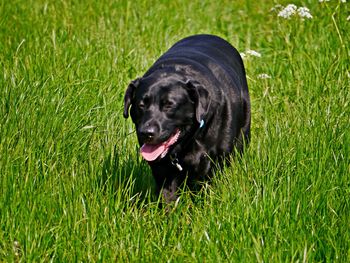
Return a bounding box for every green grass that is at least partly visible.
[1,0,349,261]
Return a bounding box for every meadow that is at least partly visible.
[0,0,349,261]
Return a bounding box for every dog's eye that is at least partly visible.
[138,101,145,109]
[138,97,150,109]
[161,100,174,110]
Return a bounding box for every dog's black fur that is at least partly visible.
[124,34,250,202]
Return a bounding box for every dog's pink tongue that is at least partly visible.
[140,129,180,162]
[140,143,166,162]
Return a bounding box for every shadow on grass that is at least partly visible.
[99,145,157,205]
[97,143,248,208]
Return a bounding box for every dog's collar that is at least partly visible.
[170,155,183,171]
[199,119,205,128]
[170,119,205,171]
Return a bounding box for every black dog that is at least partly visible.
[124,34,250,202]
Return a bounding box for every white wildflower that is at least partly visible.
[297,7,313,19]
[278,4,297,19]
[257,73,271,79]
[347,16,350,21]
[270,4,283,12]
[241,50,262,59]
[277,4,313,19]
[341,0,346,3]
[246,50,262,58]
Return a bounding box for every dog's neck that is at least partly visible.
[169,119,205,171]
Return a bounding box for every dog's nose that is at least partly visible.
[139,126,156,142]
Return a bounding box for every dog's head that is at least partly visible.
[123,72,209,162]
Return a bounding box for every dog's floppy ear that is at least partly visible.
[123,78,140,118]
[185,80,210,123]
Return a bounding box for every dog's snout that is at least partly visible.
[139,126,157,143]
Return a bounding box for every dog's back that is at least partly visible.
[154,34,251,148]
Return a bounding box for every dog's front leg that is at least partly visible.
[161,176,180,203]
[151,164,183,203]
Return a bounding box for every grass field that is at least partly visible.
[1,0,349,261]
